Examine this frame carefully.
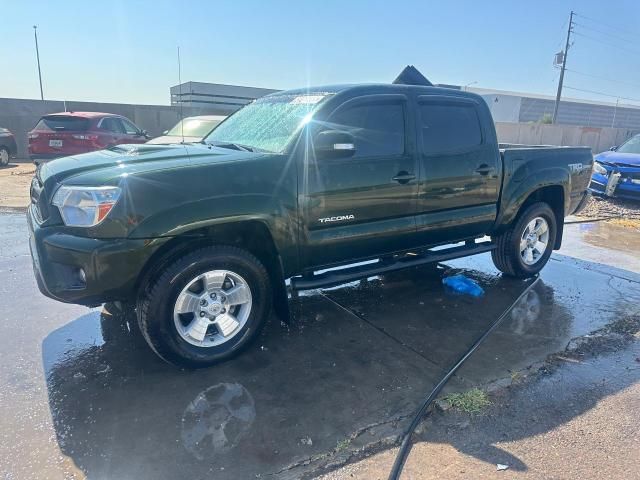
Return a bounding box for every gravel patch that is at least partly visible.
[576,196,640,221]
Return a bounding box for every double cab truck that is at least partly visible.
[28,82,593,368]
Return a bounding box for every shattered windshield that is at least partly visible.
[204,93,332,153]
[616,134,640,154]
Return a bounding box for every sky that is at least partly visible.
[2,0,640,107]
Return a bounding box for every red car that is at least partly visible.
[28,112,149,164]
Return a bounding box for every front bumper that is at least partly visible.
[27,205,165,306]
[589,171,640,200]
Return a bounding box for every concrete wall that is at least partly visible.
[0,97,222,159]
[3,96,638,159]
[495,122,639,154]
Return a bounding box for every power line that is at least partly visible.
[573,22,640,47]
[572,31,640,57]
[574,12,640,39]
[563,85,640,105]
[565,68,640,90]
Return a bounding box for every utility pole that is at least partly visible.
[33,25,44,100]
[552,11,574,124]
[611,98,619,128]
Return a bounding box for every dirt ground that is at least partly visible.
[0,163,34,208]
[575,195,640,228]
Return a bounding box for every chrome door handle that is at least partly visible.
[392,172,416,184]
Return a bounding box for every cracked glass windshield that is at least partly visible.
[205,93,331,152]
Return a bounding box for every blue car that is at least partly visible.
[590,134,640,200]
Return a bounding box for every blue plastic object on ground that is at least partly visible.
[442,274,484,297]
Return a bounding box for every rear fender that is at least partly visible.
[495,168,569,241]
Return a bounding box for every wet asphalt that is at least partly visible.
[1,211,639,479]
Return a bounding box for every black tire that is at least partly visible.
[136,245,272,368]
[491,202,557,278]
[0,147,9,167]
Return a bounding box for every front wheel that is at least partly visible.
[491,202,557,278]
[137,246,272,368]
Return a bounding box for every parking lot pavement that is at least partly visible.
[1,211,640,479]
[320,341,640,480]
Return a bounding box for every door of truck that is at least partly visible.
[414,95,501,245]
[300,94,419,268]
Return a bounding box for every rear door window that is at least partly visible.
[35,116,89,131]
[419,103,482,154]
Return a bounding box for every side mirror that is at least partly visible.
[610,145,618,151]
[314,130,356,159]
[162,130,168,135]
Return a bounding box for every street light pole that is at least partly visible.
[552,11,574,124]
[464,81,478,91]
[33,25,44,100]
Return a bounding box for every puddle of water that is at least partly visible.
[1,212,639,479]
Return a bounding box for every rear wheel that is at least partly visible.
[0,147,9,166]
[137,246,272,368]
[492,202,557,278]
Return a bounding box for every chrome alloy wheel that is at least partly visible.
[520,217,550,266]
[173,270,252,347]
[0,148,8,166]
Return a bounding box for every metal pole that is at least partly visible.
[33,26,44,100]
[552,11,573,124]
[464,81,477,91]
[177,47,184,142]
[611,98,619,128]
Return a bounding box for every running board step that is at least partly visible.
[290,241,495,290]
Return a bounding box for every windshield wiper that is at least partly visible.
[205,141,254,152]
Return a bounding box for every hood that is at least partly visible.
[38,143,262,185]
[595,150,640,167]
[146,135,203,145]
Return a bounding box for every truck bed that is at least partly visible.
[499,143,592,152]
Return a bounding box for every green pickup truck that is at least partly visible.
[28,82,593,367]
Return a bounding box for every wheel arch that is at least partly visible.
[497,184,565,249]
[135,220,290,322]
[518,186,565,249]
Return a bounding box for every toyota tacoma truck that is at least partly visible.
[28,81,593,368]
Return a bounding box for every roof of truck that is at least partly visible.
[267,83,482,100]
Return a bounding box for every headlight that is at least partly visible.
[52,186,121,227]
[593,162,607,175]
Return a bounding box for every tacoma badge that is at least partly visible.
[318,215,355,223]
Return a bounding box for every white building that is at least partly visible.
[170,82,279,115]
[170,81,640,129]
